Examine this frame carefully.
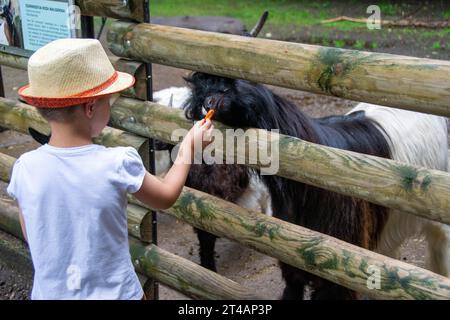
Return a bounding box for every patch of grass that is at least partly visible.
[432,41,442,50]
[353,40,365,49]
[321,39,330,46]
[378,3,400,16]
[151,0,370,32]
[371,41,378,49]
[325,21,366,31]
[152,0,328,28]
[401,28,417,35]
[444,11,450,19]
[308,1,332,9]
[421,29,450,38]
[447,43,450,52]
[333,39,345,48]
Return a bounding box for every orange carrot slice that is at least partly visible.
[202,109,215,124]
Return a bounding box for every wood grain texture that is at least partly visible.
[114,59,147,101]
[0,51,28,69]
[76,0,145,22]
[0,53,145,101]
[110,97,450,225]
[0,96,147,151]
[129,239,265,300]
[0,153,15,184]
[107,21,450,117]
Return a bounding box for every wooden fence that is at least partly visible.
[0,0,449,300]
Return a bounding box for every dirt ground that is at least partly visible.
[0,13,446,299]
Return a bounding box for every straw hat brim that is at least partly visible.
[18,71,135,108]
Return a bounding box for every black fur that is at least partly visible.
[154,129,250,273]
[187,164,249,271]
[183,72,392,299]
[28,127,50,145]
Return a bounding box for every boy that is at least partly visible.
[7,38,214,299]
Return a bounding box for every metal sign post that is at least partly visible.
[81,16,94,39]
[143,0,158,300]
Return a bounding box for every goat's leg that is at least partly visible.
[423,222,450,277]
[280,263,306,300]
[376,211,450,277]
[376,210,422,260]
[196,228,218,272]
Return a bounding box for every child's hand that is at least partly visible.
[136,119,215,210]
[179,120,214,161]
[190,119,214,150]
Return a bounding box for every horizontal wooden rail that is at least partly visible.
[128,239,264,300]
[0,51,27,69]
[107,21,450,117]
[1,152,449,300]
[0,228,33,276]
[0,52,146,101]
[76,0,145,22]
[0,197,262,300]
[0,97,148,158]
[110,97,450,225]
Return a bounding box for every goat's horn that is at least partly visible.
[249,11,269,37]
[168,93,174,107]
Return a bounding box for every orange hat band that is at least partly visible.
[71,71,118,97]
[18,71,119,108]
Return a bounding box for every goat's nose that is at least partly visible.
[204,96,215,110]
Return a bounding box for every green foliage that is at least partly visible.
[325,21,365,31]
[333,39,345,48]
[151,0,326,27]
[353,40,365,49]
[378,3,400,16]
[432,41,442,50]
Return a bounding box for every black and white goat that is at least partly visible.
[181,71,450,299]
[153,86,273,272]
[153,12,274,272]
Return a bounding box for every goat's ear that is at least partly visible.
[182,72,195,85]
[184,72,207,84]
[222,76,237,88]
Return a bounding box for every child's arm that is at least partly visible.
[18,207,28,242]
[134,120,214,210]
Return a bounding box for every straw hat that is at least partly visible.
[18,38,135,108]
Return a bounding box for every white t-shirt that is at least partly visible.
[7,144,146,300]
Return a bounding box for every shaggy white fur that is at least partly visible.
[236,170,273,216]
[153,87,191,176]
[153,86,192,109]
[350,103,450,276]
